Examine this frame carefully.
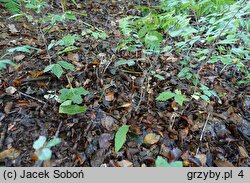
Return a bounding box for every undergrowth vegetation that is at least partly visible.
[119,0,249,104]
[0,0,249,167]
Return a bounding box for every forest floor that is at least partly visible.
[0,0,250,167]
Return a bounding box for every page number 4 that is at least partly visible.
[238,170,244,178]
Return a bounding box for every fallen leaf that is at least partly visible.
[117,160,133,167]
[101,114,117,131]
[8,24,18,34]
[214,160,234,167]
[83,79,91,86]
[144,133,160,145]
[169,148,182,161]
[105,92,114,101]
[90,149,105,167]
[229,113,244,124]
[67,53,80,62]
[4,102,13,114]
[195,154,207,166]
[119,103,132,108]
[5,86,17,94]
[99,133,112,149]
[14,54,25,62]
[238,146,249,158]
[76,152,86,165]
[0,148,20,160]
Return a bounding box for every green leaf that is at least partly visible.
[58,34,79,47]
[46,137,61,148]
[115,60,136,67]
[115,125,130,152]
[59,104,87,115]
[8,45,37,53]
[156,91,175,101]
[174,89,188,106]
[37,148,52,161]
[154,74,165,80]
[57,46,79,55]
[73,87,90,95]
[43,64,55,72]
[57,61,74,71]
[52,64,63,78]
[0,0,20,14]
[200,95,210,103]
[145,31,163,51]
[0,59,16,70]
[33,136,47,150]
[178,67,190,78]
[64,11,77,20]
[155,156,169,167]
[48,40,56,50]
[60,100,72,106]
[155,156,183,167]
[58,87,89,104]
[161,46,172,52]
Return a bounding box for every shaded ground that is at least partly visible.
[0,0,250,167]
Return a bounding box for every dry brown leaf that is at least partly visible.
[238,146,249,158]
[0,148,20,160]
[5,86,17,94]
[4,102,13,114]
[8,24,18,34]
[22,23,32,30]
[144,133,160,145]
[195,154,207,166]
[119,103,132,108]
[105,92,114,102]
[67,53,80,62]
[101,114,117,131]
[117,160,133,167]
[14,54,25,62]
[48,25,60,33]
[214,160,234,167]
[229,113,244,124]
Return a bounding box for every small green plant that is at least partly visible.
[24,0,48,13]
[81,28,107,40]
[156,89,189,106]
[48,34,79,50]
[115,125,130,152]
[192,84,222,104]
[0,0,21,14]
[155,156,183,167]
[150,71,165,81]
[33,136,61,161]
[43,61,75,78]
[0,45,38,70]
[118,0,250,108]
[0,60,16,70]
[81,21,107,40]
[58,87,89,115]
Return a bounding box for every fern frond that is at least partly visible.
[119,16,137,35]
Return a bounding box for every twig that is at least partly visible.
[196,113,211,156]
[20,76,51,83]
[55,121,63,137]
[18,91,47,105]
[0,125,7,150]
[66,74,73,88]
[38,25,52,65]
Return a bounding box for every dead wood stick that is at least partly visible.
[196,113,211,156]
[0,125,7,150]
[18,91,47,105]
